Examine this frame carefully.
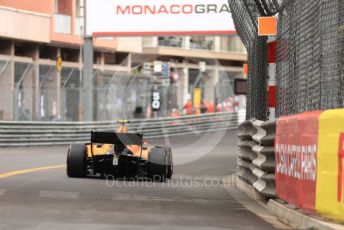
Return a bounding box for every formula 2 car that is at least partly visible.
[66,120,173,181]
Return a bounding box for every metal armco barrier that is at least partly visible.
[0,112,239,147]
[237,119,276,198]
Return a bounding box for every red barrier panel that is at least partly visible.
[275,111,322,211]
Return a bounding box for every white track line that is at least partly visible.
[112,194,224,204]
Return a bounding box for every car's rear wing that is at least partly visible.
[91,131,143,146]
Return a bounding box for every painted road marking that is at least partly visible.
[151,197,174,202]
[131,195,150,201]
[39,191,79,199]
[113,195,149,201]
[113,195,174,202]
[112,194,235,204]
[0,165,65,179]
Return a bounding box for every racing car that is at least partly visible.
[66,120,173,181]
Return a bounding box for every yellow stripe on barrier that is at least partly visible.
[316,109,344,221]
[0,165,66,179]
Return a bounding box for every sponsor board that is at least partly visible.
[275,111,321,211]
[86,0,235,36]
[276,109,344,221]
[316,109,344,221]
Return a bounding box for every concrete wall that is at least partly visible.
[0,0,53,14]
[0,6,50,43]
[116,38,143,53]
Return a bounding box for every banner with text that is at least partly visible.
[275,109,344,221]
[86,0,236,36]
[275,111,321,211]
[316,109,344,221]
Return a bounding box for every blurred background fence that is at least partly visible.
[228,0,344,119]
[0,59,245,122]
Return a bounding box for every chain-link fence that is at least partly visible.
[229,0,344,119]
[0,54,244,122]
[0,60,156,122]
[14,62,34,121]
[228,0,271,120]
[276,0,344,117]
[93,72,153,121]
[60,67,81,121]
[0,61,190,121]
[0,60,12,120]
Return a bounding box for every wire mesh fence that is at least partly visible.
[14,62,34,121]
[0,62,147,121]
[0,59,242,121]
[229,0,344,119]
[229,0,269,120]
[0,60,12,120]
[276,0,344,117]
[0,61,152,122]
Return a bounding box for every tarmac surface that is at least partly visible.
[0,130,290,230]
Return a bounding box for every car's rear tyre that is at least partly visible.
[148,147,169,182]
[67,144,87,178]
[166,148,173,179]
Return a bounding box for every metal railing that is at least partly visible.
[237,119,276,198]
[0,112,239,147]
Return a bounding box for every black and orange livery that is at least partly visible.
[66,120,173,181]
